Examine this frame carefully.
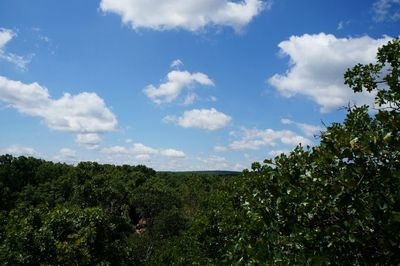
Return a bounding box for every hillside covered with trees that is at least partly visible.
[1,39,400,265]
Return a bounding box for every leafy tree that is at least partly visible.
[0,157,161,265]
[0,205,136,265]
[212,38,400,264]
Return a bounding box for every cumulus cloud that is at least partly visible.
[268,33,393,112]
[227,127,312,150]
[0,145,39,157]
[101,143,186,159]
[164,108,232,130]
[281,118,323,137]
[132,143,158,155]
[0,28,31,70]
[144,67,214,104]
[100,0,268,32]
[0,75,118,145]
[75,133,102,149]
[373,0,400,22]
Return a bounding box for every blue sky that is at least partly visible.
[0,0,399,170]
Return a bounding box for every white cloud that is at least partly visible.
[281,135,311,146]
[0,28,13,48]
[373,0,400,22]
[198,155,229,169]
[195,155,245,171]
[53,148,77,163]
[0,75,118,145]
[0,28,31,70]
[228,127,312,150]
[244,153,263,163]
[101,145,129,155]
[132,143,158,155]
[144,70,214,104]
[183,93,198,105]
[44,93,117,133]
[171,59,183,68]
[135,154,151,161]
[100,0,268,32]
[268,33,393,112]
[281,118,323,137]
[102,142,186,159]
[268,149,289,157]
[100,143,244,171]
[336,20,351,31]
[337,21,344,31]
[160,149,186,158]
[75,133,102,149]
[164,108,231,130]
[214,145,228,152]
[0,145,39,157]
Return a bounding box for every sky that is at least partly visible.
[0,0,399,171]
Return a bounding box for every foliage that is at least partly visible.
[0,154,230,264]
[1,205,135,265]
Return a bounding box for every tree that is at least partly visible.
[0,156,160,265]
[0,205,136,265]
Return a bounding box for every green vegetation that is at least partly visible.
[1,39,400,265]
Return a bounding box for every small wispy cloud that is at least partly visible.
[225,127,313,151]
[336,20,351,30]
[0,28,32,70]
[171,59,183,68]
[373,0,400,22]
[280,118,323,137]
